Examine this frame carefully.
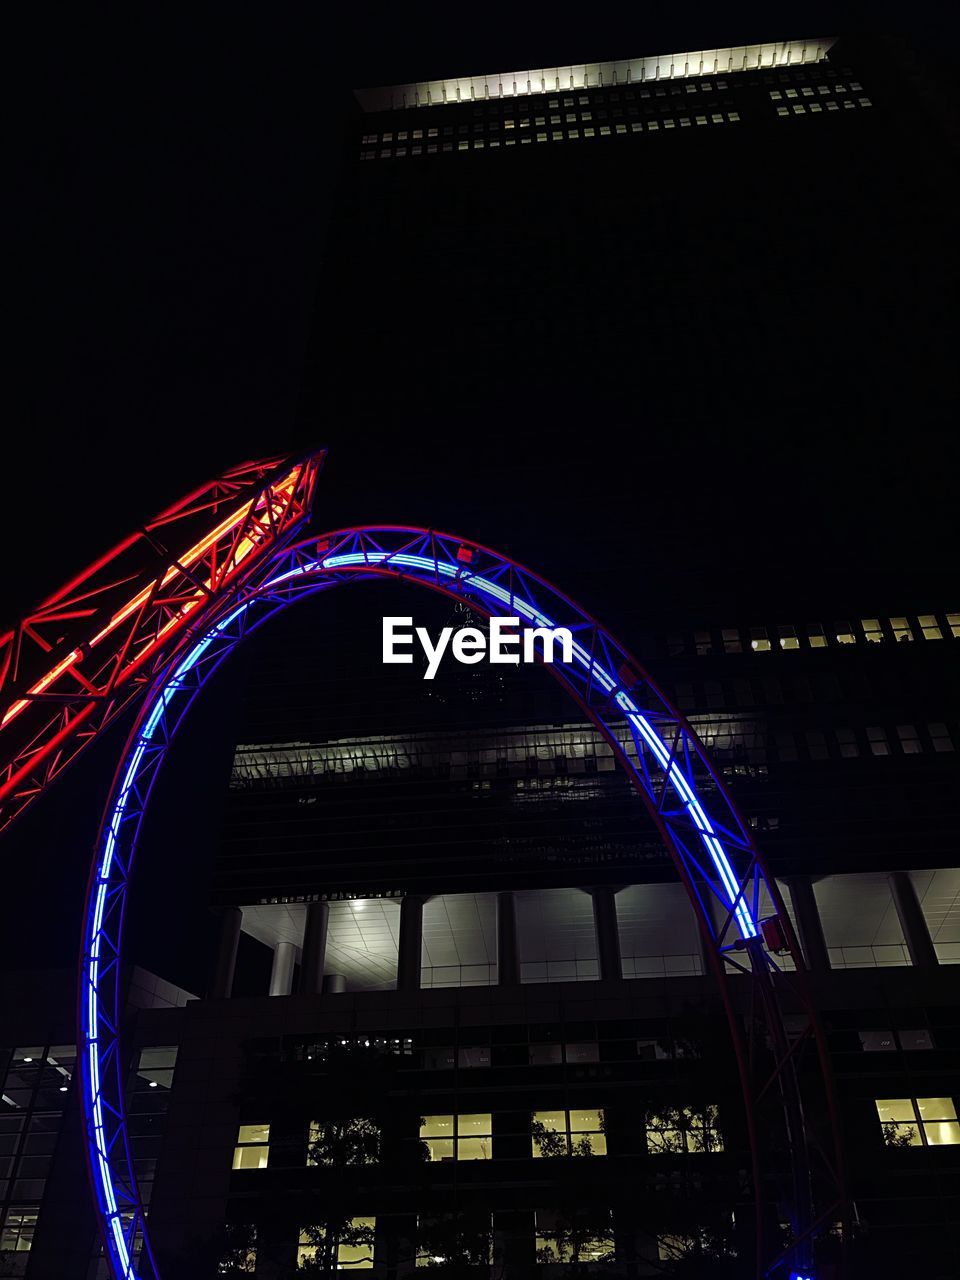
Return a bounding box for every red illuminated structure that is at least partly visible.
[0,453,323,833]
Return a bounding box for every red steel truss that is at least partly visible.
[0,450,324,832]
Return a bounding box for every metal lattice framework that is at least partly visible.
[0,468,848,1279]
[0,452,323,833]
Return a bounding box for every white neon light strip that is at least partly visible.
[355,38,837,112]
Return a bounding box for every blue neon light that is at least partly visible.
[82,542,759,1279]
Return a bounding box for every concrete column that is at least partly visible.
[210,906,242,999]
[268,940,297,997]
[888,871,938,969]
[397,895,425,991]
[299,901,329,995]
[786,876,831,974]
[590,887,622,980]
[497,891,520,985]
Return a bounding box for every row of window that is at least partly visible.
[227,1208,733,1272]
[361,112,744,158]
[681,612,959,654]
[778,722,956,760]
[771,81,863,99]
[776,98,871,115]
[232,1105,722,1170]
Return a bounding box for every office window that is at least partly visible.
[457,1045,490,1069]
[535,1209,613,1263]
[876,1098,960,1147]
[646,1104,722,1153]
[947,612,960,638]
[778,626,799,650]
[918,614,943,640]
[421,1114,491,1161]
[836,622,855,644]
[898,1029,934,1051]
[897,724,922,755]
[861,618,883,643]
[307,1119,380,1166]
[233,1124,269,1170]
[859,1030,895,1052]
[694,630,712,655]
[0,1209,37,1255]
[750,628,771,652]
[890,617,914,642]
[721,628,742,653]
[416,1213,493,1268]
[866,727,890,757]
[806,623,828,649]
[835,729,859,759]
[928,723,955,753]
[532,1108,605,1157]
[805,730,829,761]
[298,1218,375,1270]
[775,731,798,763]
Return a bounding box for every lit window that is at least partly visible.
[918,614,943,640]
[646,1104,723,1153]
[835,622,856,644]
[0,1210,37,1255]
[728,111,741,122]
[307,1118,381,1166]
[416,1213,493,1268]
[947,611,960,638]
[859,1030,895,1051]
[876,1098,960,1147]
[532,1108,605,1157]
[896,724,922,754]
[806,623,828,649]
[233,1124,269,1170]
[927,723,955,753]
[770,90,782,100]
[421,1114,492,1161]
[535,1209,613,1263]
[866,726,890,757]
[750,628,771,652]
[861,618,883,643]
[890,617,914,642]
[778,626,799,651]
[835,729,859,759]
[298,1218,375,1269]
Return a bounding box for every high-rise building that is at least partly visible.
[2,30,957,1280]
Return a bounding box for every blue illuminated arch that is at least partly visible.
[80,526,825,1280]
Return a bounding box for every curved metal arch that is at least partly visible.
[80,525,846,1280]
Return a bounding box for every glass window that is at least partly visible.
[420,1114,491,1161]
[918,614,943,640]
[835,622,856,644]
[694,630,712,655]
[806,623,827,649]
[532,1108,605,1157]
[859,1030,896,1052]
[530,1044,563,1066]
[866,727,889,757]
[890,617,914,643]
[947,612,960,639]
[457,1045,490,1069]
[535,1209,613,1263]
[299,1218,375,1270]
[646,1105,723,1154]
[307,1119,381,1166]
[805,730,829,761]
[0,1209,37,1253]
[898,1029,934,1051]
[750,628,771,652]
[861,618,883,643]
[233,1123,269,1170]
[722,628,742,653]
[928,723,955,753]
[778,626,799,650]
[835,729,859,759]
[897,724,922,755]
[876,1098,959,1147]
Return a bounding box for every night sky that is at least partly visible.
[6,3,958,985]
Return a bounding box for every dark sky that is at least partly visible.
[5,2,958,984]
